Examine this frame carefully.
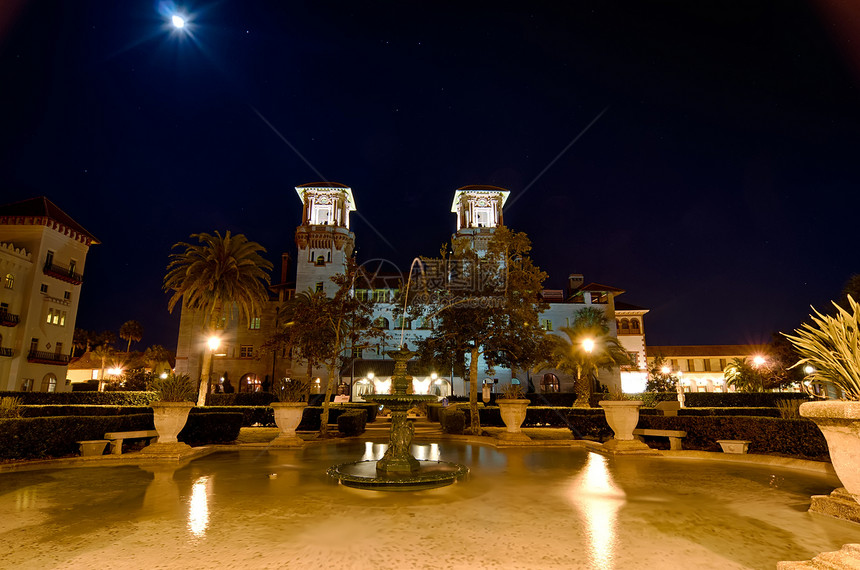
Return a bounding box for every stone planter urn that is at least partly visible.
[270,402,308,447]
[800,400,860,521]
[151,402,194,444]
[496,398,531,442]
[599,400,654,455]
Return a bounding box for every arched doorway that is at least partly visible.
[240,373,261,393]
[541,373,560,393]
[352,378,374,402]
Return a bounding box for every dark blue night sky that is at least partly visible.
[2,1,859,350]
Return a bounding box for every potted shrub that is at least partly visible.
[496,384,531,441]
[785,295,860,507]
[599,390,651,454]
[148,373,196,445]
[270,379,310,447]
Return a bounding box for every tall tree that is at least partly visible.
[119,320,144,353]
[645,355,680,393]
[542,308,631,407]
[413,227,548,434]
[163,231,273,406]
[144,344,172,376]
[724,357,768,392]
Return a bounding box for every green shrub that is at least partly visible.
[0,414,154,460]
[151,373,196,402]
[179,412,243,445]
[337,409,367,436]
[439,408,465,434]
[427,403,442,422]
[776,399,803,419]
[677,407,780,417]
[683,392,810,408]
[297,407,323,431]
[0,391,159,406]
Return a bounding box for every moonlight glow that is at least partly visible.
[172,14,186,28]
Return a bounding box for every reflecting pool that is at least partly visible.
[0,442,856,569]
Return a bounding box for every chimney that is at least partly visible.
[568,273,584,296]
[280,253,291,285]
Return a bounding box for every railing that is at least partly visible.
[27,350,71,365]
[0,347,12,357]
[43,261,83,284]
[0,310,19,327]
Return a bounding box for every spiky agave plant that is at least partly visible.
[783,295,860,400]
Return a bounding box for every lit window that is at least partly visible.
[46,309,53,324]
[315,255,326,266]
[542,319,552,331]
[92,369,99,380]
[249,316,261,330]
[59,311,66,326]
[240,345,253,358]
[21,378,34,392]
[4,274,12,289]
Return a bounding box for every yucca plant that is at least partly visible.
[273,378,310,402]
[151,373,197,402]
[497,383,526,400]
[783,295,860,401]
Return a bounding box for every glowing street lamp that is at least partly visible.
[582,338,595,354]
[207,336,220,352]
[753,355,766,367]
[804,365,815,375]
[661,366,671,375]
[171,14,186,29]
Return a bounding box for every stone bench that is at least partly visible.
[104,430,158,455]
[77,440,109,457]
[632,428,686,450]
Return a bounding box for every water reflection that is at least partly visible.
[188,476,210,538]
[569,454,625,569]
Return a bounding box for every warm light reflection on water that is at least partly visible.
[14,486,37,512]
[359,442,441,461]
[187,476,210,537]
[569,454,625,570]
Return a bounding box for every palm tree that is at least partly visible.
[144,344,173,376]
[120,320,144,353]
[542,307,631,407]
[164,231,273,405]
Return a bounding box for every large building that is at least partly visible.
[174,184,641,398]
[645,345,770,393]
[0,197,99,392]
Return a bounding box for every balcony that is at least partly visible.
[0,347,12,357]
[43,261,83,285]
[0,310,19,327]
[27,350,71,365]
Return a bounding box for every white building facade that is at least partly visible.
[0,197,98,392]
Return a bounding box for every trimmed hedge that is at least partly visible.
[684,392,811,408]
[206,393,277,406]
[0,391,159,406]
[198,406,274,427]
[337,410,367,436]
[179,412,243,446]
[0,413,155,460]
[638,415,828,460]
[19,405,153,418]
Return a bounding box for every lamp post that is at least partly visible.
[204,336,219,401]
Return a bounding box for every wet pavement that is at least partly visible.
[0,441,857,569]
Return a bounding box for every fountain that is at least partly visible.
[327,345,468,490]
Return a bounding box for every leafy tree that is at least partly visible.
[119,320,144,352]
[90,344,116,385]
[542,307,631,407]
[72,328,93,356]
[265,262,384,436]
[412,226,548,433]
[645,355,679,392]
[724,357,768,392]
[144,344,173,376]
[764,333,805,389]
[163,231,273,406]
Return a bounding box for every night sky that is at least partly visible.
[2,1,859,351]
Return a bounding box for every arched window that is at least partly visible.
[41,373,57,393]
[374,317,390,330]
[240,373,260,393]
[4,274,12,289]
[620,319,630,331]
[541,373,560,393]
[631,319,641,332]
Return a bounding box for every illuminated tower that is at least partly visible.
[294,182,356,296]
[451,184,510,252]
